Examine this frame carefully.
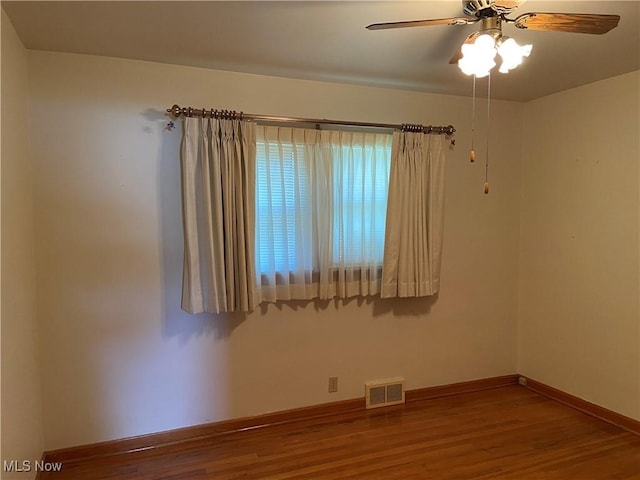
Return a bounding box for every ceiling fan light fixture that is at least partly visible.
[497,37,532,73]
[458,34,497,77]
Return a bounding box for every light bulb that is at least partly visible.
[458,34,497,78]
[497,37,532,73]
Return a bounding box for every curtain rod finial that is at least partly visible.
[168,104,182,117]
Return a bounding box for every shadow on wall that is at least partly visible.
[373,295,437,317]
[258,295,437,317]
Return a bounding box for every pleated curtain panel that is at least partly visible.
[179,119,446,314]
[181,117,259,314]
[381,132,446,298]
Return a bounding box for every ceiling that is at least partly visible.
[3,1,639,102]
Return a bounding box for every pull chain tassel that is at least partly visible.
[470,75,476,163]
[484,73,491,194]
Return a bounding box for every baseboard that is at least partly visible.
[42,374,517,465]
[521,376,640,436]
[42,397,365,465]
[406,374,519,402]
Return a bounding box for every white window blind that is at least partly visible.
[256,140,313,275]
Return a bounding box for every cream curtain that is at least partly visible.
[180,117,258,313]
[381,132,446,298]
[255,126,392,303]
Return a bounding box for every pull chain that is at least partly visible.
[484,72,491,194]
[470,75,476,163]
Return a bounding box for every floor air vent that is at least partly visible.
[365,377,405,409]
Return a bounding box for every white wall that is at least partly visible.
[518,71,640,420]
[1,10,44,479]
[27,50,523,449]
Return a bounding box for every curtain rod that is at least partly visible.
[167,104,455,135]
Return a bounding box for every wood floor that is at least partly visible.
[41,386,640,480]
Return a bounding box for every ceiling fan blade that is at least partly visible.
[449,32,481,64]
[514,12,620,34]
[366,17,476,30]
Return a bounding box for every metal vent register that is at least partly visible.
[365,378,405,409]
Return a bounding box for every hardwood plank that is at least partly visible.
[38,386,640,480]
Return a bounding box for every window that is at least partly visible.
[180,117,448,313]
[255,126,392,301]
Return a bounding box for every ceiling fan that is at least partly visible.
[366,0,620,75]
[367,1,620,193]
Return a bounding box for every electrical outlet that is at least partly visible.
[328,376,338,393]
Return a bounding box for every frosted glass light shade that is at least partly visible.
[497,37,532,73]
[458,34,498,78]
